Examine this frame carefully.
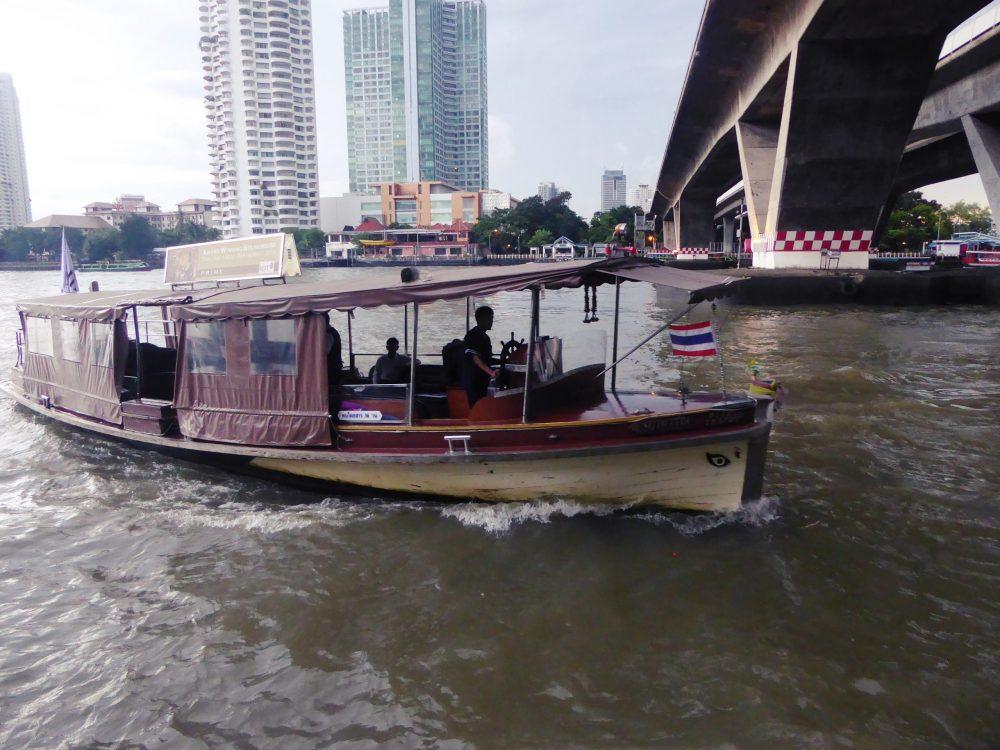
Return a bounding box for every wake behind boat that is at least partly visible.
[5,241,777,512]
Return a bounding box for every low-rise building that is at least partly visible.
[84,195,217,230]
[326,221,477,260]
[319,193,383,233]
[24,214,113,232]
[380,181,481,227]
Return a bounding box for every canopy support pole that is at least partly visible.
[611,277,621,392]
[522,288,539,424]
[407,303,419,425]
[404,305,409,354]
[466,298,471,333]
[595,303,697,380]
[347,310,355,373]
[131,306,143,399]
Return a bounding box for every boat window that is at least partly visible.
[186,322,227,374]
[25,316,54,357]
[250,318,297,376]
[90,323,113,367]
[57,320,82,363]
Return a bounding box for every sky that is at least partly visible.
[0,0,988,221]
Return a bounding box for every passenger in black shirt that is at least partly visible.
[462,306,497,408]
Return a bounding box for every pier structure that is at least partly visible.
[652,0,1000,270]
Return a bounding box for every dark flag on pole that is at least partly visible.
[60,228,79,294]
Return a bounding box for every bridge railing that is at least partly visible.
[940,0,1000,58]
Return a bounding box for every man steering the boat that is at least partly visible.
[463,306,497,407]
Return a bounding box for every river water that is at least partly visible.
[0,268,996,748]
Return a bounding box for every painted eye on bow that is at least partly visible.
[706,452,731,468]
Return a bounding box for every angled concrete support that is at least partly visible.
[735,120,779,238]
[962,113,1000,225]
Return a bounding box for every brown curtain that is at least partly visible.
[20,315,126,425]
[173,312,330,446]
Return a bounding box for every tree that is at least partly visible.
[526,228,554,248]
[159,221,220,248]
[882,191,944,253]
[82,229,122,262]
[119,216,159,260]
[942,200,993,234]
[470,191,588,252]
[588,205,652,244]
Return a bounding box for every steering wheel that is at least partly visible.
[499,333,525,370]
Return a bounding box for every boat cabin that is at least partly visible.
[12,258,742,450]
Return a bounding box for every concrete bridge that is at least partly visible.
[652,0,1000,268]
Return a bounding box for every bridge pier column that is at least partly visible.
[662,218,678,251]
[676,191,716,255]
[722,214,735,253]
[962,113,1000,226]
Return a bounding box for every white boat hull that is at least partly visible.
[250,438,753,512]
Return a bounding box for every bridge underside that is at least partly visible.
[654,0,994,267]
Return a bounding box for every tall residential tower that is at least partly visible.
[344,0,488,194]
[199,0,319,238]
[0,73,31,230]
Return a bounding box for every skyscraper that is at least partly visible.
[0,73,31,230]
[601,169,627,211]
[344,0,488,194]
[199,0,320,239]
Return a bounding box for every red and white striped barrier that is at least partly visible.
[752,230,872,269]
[772,230,872,252]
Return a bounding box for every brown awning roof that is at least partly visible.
[170,258,742,322]
[17,288,226,322]
[597,263,740,300]
[15,259,743,324]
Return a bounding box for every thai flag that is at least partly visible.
[669,321,716,357]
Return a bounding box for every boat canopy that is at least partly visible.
[14,258,740,324]
[16,288,224,323]
[167,258,741,322]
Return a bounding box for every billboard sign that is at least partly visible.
[163,233,301,285]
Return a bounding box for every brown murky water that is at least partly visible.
[0,268,996,748]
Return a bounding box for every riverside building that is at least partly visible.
[199,0,320,238]
[0,73,31,230]
[343,0,488,194]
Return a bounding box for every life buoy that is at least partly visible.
[839,279,859,297]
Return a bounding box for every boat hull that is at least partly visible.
[250,434,758,512]
[4,381,771,513]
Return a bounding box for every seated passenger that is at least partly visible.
[463,305,498,408]
[372,337,413,384]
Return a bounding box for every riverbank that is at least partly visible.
[722,267,1000,305]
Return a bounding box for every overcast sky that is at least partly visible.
[0,0,987,220]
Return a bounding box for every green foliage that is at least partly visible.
[82,229,121,262]
[525,228,554,248]
[943,200,993,234]
[471,192,588,253]
[0,219,222,264]
[118,216,160,260]
[587,205,649,244]
[0,227,86,262]
[284,227,327,254]
[159,221,221,247]
[881,191,994,252]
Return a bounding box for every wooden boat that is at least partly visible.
[4,258,775,512]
